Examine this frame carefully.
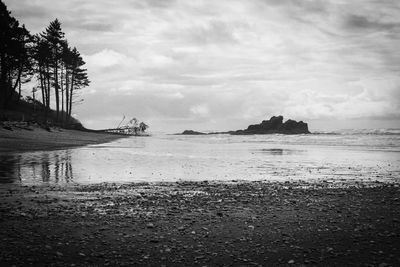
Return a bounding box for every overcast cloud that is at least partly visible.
[5,0,400,131]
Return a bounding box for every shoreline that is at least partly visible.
[0,125,128,153]
[1,180,399,266]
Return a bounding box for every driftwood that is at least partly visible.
[99,117,149,136]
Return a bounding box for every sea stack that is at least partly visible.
[232,115,310,135]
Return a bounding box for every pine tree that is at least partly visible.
[33,34,52,118]
[40,19,65,121]
[67,47,90,121]
[1,1,90,126]
[0,0,32,108]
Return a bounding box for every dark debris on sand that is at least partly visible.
[1,181,400,266]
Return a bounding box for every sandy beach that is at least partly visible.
[1,129,399,266]
[0,124,126,152]
[1,180,399,266]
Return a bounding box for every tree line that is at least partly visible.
[0,0,89,124]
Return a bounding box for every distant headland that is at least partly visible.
[179,116,310,135]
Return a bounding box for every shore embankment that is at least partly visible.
[0,122,126,152]
[0,180,399,266]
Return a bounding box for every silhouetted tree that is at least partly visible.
[33,19,89,124]
[67,47,90,121]
[40,19,65,121]
[1,1,91,126]
[33,34,52,115]
[0,0,33,108]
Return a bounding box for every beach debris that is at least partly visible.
[0,180,399,266]
[101,116,149,135]
[146,222,155,229]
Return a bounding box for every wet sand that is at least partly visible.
[0,125,126,152]
[1,180,399,266]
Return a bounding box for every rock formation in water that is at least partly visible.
[180,130,206,135]
[232,115,310,135]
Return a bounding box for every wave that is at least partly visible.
[312,128,400,135]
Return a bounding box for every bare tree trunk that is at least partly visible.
[5,71,14,106]
[45,63,51,122]
[39,66,45,106]
[12,69,22,105]
[54,57,60,122]
[32,86,36,113]
[17,81,21,105]
[65,69,69,123]
[45,63,51,109]
[68,72,74,121]
[0,51,7,108]
[60,64,64,124]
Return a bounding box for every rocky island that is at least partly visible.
[232,115,310,135]
[180,130,207,135]
[179,116,310,135]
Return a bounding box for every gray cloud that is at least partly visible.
[185,20,238,45]
[78,22,114,32]
[345,14,400,32]
[12,7,50,20]
[258,0,328,12]
[132,0,176,9]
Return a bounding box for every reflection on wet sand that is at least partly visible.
[255,148,305,155]
[0,155,21,183]
[0,150,73,184]
[0,133,399,185]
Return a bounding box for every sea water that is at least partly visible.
[1,130,399,185]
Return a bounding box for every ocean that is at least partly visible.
[1,129,399,185]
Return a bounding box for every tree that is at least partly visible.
[0,0,33,108]
[67,47,90,122]
[33,20,89,124]
[40,19,65,121]
[1,1,90,126]
[139,122,148,133]
[33,34,52,115]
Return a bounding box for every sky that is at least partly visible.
[5,0,400,132]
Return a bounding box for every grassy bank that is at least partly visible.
[0,99,127,152]
[1,98,84,129]
[0,180,399,266]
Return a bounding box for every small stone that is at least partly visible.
[288,259,295,264]
[146,223,155,229]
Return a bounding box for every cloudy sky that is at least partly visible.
[5,0,400,132]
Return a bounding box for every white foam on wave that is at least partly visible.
[313,128,400,135]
